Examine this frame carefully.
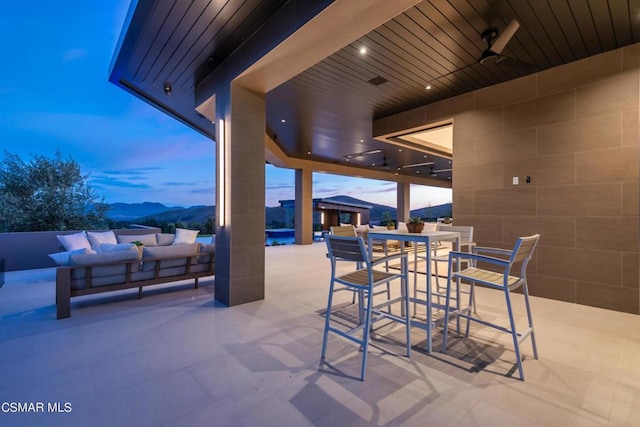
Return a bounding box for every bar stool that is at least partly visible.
[321,235,411,381]
[441,234,540,380]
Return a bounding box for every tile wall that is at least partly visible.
[374,44,640,313]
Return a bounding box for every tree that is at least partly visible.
[0,150,108,232]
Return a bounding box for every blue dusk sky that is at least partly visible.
[0,2,451,209]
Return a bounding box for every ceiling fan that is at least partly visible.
[429,166,452,177]
[371,154,392,171]
[432,19,536,84]
[476,19,536,70]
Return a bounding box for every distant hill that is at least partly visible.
[105,196,451,226]
[107,202,184,220]
[139,205,214,224]
[317,195,452,222]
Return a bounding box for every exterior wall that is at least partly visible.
[374,44,640,314]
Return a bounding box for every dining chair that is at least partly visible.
[321,235,411,381]
[441,234,540,381]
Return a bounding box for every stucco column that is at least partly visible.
[397,182,410,222]
[295,168,313,245]
[214,82,266,306]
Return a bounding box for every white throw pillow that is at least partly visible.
[48,248,90,266]
[86,231,117,251]
[57,232,92,251]
[156,233,175,246]
[172,228,199,245]
[423,223,438,232]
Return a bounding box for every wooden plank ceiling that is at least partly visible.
[112,0,640,183]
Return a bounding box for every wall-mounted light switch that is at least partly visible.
[512,176,519,185]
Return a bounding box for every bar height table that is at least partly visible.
[367,229,461,352]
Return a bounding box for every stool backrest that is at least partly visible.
[325,235,367,263]
[330,225,357,237]
[436,224,474,244]
[511,234,540,265]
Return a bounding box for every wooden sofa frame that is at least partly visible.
[56,253,214,319]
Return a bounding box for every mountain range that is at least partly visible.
[106,197,452,224]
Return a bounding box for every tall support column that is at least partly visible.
[397,182,410,222]
[295,168,313,245]
[215,82,266,306]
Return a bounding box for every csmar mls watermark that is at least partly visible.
[1,402,72,413]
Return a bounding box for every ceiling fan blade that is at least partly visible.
[491,19,519,55]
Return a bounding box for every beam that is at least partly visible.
[265,135,451,188]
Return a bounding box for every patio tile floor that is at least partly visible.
[0,243,638,426]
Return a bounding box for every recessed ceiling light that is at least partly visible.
[359,139,364,143]
[425,83,432,90]
[398,148,402,152]
[281,119,286,123]
[307,151,311,155]
[359,47,367,55]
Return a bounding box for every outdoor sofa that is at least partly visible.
[53,229,215,319]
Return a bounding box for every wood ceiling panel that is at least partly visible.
[590,0,618,51]
[130,0,180,81]
[509,0,564,67]
[115,0,640,185]
[174,0,289,88]
[142,0,210,85]
[608,0,633,46]
[568,0,604,56]
[372,24,467,93]
[383,18,487,93]
[525,0,577,63]
[148,0,234,88]
[400,9,502,85]
[484,0,553,69]
[630,0,640,41]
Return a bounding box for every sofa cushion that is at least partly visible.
[172,228,199,245]
[49,248,90,266]
[117,233,157,247]
[156,233,175,246]
[95,243,137,253]
[69,246,140,266]
[142,243,199,271]
[86,231,117,251]
[57,232,92,251]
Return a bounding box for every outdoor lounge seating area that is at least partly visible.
[1,242,639,426]
[50,230,215,319]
